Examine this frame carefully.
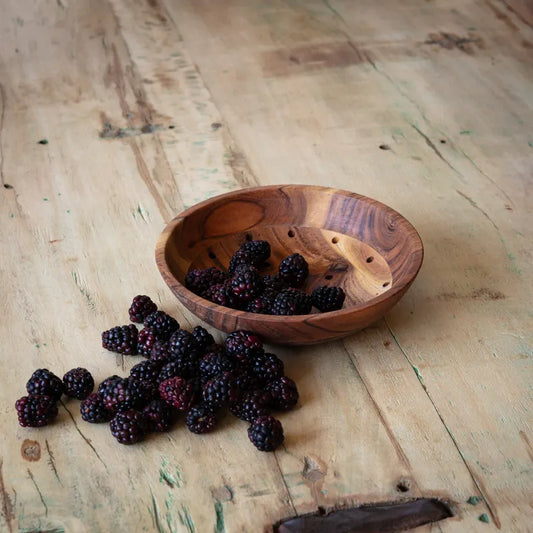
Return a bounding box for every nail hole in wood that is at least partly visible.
[332,236,339,244]
[366,256,374,263]
[3,183,13,189]
[440,139,446,144]
[396,479,411,492]
[288,230,295,238]
[383,281,390,287]
[325,274,333,280]
[379,144,391,150]
[168,125,175,129]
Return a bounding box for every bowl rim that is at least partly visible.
[155,184,424,324]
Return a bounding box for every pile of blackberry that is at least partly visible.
[16,295,298,452]
[185,240,346,315]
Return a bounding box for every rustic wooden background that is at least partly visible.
[1,0,531,531]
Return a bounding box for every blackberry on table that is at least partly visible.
[143,311,179,341]
[159,377,196,411]
[186,403,218,434]
[110,409,147,445]
[102,377,155,413]
[185,267,228,296]
[247,415,284,451]
[272,289,312,315]
[102,324,138,355]
[267,376,299,411]
[230,389,272,423]
[143,399,175,432]
[169,330,200,360]
[80,393,113,423]
[233,367,261,392]
[97,375,122,396]
[225,330,264,363]
[239,240,271,266]
[158,359,193,383]
[311,285,346,312]
[62,368,94,400]
[137,328,157,357]
[150,340,171,363]
[250,352,284,385]
[199,352,235,385]
[130,360,163,383]
[230,264,264,302]
[26,369,64,399]
[202,372,240,407]
[192,326,215,352]
[278,253,309,288]
[15,395,58,427]
[129,295,157,323]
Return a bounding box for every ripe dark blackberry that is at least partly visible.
[192,326,215,353]
[272,289,312,315]
[228,248,256,274]
[62,368,94,400]
[230,264,264,302]
[143,311,179,341]
[143,398,175,432]
[262,274,286,292]
[202,372,240,407]
[230,390,272,422]
[186,403,218,434]
[225,330,264,363]
[80,393,113,423]
[97,375,122,396]
[311,285,346,312]
[199,352,235,385]
[102,324,138,355]
[110,409,147,445]
[247,415,284,451]
[185,267,228,296]
[205,281,243,309]
[130,360,163,383]
[102,377,155,413]
[233,368,261,392]
[159,377,196,411]
[26,369,64,399]
[169,330,200,360]
[15,395,58,427]
[245,289,277,314]
[150,340,171,363]
[137,328,157,357]
[158,359,192,384]
[278,253,309,287]
[240,240,271,265]
[129,295,157,323]
[266,376,299,411]
[250,352,284,385]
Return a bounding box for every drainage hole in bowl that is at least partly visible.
[331,236,339,244]
[383,281,390,287]
[208,251,216,260]
[288,230,295,238]
[366,256,374,263]
[325,274,333,280]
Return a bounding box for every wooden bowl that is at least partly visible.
[155,185,423,345]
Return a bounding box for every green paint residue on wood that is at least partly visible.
[43,198,49,201]
[478,513,490,523]
[10,213,14,218]
[159,458,182,488]
[460,130,472,135]
[178,505,195,533]
[528,141,533,147]
[467,495,481,505]
[214,501,225,533]
[413,365,424,385]
[149,489,165,533]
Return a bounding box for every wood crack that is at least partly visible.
[27,469,48,517]
[0,459,14,533]
[456,189,499,231]
[0,83,6,185]
[273,451,298,517]
[410,124,461,175]
[500,0,533,29]
[45,440,62,485]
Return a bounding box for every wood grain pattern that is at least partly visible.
[156,185,423,344]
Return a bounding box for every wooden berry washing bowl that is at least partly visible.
[155,185,423,345]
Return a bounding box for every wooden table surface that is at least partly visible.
[1,1,532,531]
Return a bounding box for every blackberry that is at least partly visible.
[245,289,277,314]
[225,330,264,363]
[262,275,286,292]
[110,409,147,445]
[130,360,163,383]
[129,295,157,323]
[102,377,155,413]
[278,253,309,287]
[202,372,240,407]
[250,352,284,385]
[185,267,228,296]
[102,324,138,355]
[158,360,190,383]
[230,264,264,302]
[143,398,175,432]
[26,369,64,399]
[159,377,196,411]
[230,390,272,422]
[266,376,299,411]
[143,311,179,341]
[62,368,94,400]
[205,281,242,309]
[186,403,217,434]
[97,375,122,396]
[311,285,346,312]
[150,340,171,363]
[272,289,312,315]
[192,326,215,352]
[80,393,113,423]
[15,395,58,427]
[169,330,200,360]
[137,328,157,357]
[247,415,284,451]
[239,240,271,265]
[199,352,235,385]
[228,249,256,274]
[233,368,261,392]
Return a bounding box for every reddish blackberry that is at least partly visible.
[102,324,138,355]
[143,399,175,432]
[80,393,113,423]
[102,377,155,413]
[266,376,299,411]
[192,326,215,352]
[97,375,122,396]
[110,409,147,445]
[185,267,228,296]
[262,274,286,292]
[150,340,171,363]
[228,248,256,274]
[205,281,243,309]
[240,240,271,265]
[272,289,312,315]
[202,372,240,407]
[186,403,218,434]
[137,328,157,357]
[62,368,94,400]
[278,253,309,287]
[245,289,277,314]
[199,352,235,385]
[250,352,284,385]
[26,369,64,399]
[311,285,346,312]
[143,311,179,341]
[225,330,264,363]
[230,264,264,302]
[130,360,163,383]
[230,390,272,422]
[129,294,157,323]
[159,377,196,411]
[15,395,58,427]
[247,415,284,451]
